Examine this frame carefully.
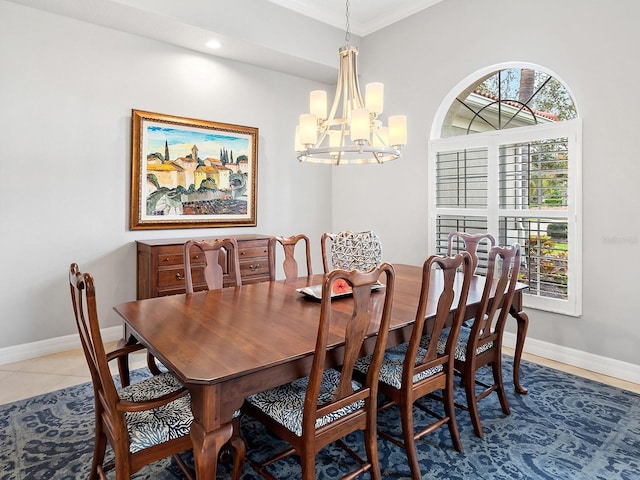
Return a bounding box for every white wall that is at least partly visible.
[0,1,332,348]
[333,0,640,367]
[2,0,639,377]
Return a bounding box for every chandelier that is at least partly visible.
[295,0,407,165]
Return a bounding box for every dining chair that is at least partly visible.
[268,234,313,281]
[68,263,195,480]
[322,230,383,273]
[242,263,396,480]
[428,243,522,438]
[353,252,473,480]
[447,231,496,274]
[184,237,242,293]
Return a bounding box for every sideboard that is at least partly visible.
[136,234,271,299]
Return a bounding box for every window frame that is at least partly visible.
[428,119,582,316]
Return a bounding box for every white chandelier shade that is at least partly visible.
[295,44,407,165]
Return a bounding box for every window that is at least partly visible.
[429,65,581,316]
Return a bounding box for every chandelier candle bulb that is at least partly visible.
[299,114,318,145]
[388,115,408,146]
[365,82,384,114]
[351,108,370,141]
[310,90,328,119]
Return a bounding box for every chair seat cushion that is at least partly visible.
[118,372,193,454]
[245,368,364,437]
[421,326,493,362]
[354,342,444,390]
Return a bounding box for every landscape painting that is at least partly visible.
[130,110,258,230]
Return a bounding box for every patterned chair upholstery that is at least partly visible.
[118,373,193,454]
[246,369,363,437]
[355,342,444,390]
[329,230,383,272]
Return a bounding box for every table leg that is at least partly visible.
[188,385,234,479]
[191,420,232,479]
[115,335,134,387]
[509,306,529,394]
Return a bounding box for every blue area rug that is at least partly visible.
[1,358,639,479]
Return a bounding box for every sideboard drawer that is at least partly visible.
[237,238,270,283]
[239,259,270,280]
[238,241,269,259]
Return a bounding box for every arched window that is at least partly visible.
[429,63,582,316]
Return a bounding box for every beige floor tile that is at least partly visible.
[0,370,91,405]
[0,343,151,405]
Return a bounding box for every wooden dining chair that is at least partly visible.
[268,234,313,281]
[433,243,522,438]
[68,263,195,480]
[184,238,242,293]
[322,230,382,273]
[447,231,496,274]
[353,252,473,480]
[243,263,396,480]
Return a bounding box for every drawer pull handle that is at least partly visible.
[240,251,246,255]
[163,257,170,262]
[175,273,184,280]
[249,264,260,271]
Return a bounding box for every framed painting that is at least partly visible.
[130,109,258,230]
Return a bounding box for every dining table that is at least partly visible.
[114,263,529,479]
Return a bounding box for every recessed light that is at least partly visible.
[205,40,221,49]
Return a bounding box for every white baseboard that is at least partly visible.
[0,327,123,366]
[1,329,638,386]
[503,332,640,385]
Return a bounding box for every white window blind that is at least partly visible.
[429,120,582,316]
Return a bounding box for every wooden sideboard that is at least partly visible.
[136,234,271,299]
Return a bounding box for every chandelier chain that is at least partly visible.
[345,0,350,44]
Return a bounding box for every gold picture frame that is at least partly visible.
[130,109,258,230]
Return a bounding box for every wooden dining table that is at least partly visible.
[114,263,529,479]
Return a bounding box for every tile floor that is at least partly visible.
[1,345,638,405]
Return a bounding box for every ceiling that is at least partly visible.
[6,0,442,83]
[267,0,443,36]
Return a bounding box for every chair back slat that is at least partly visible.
[447,231,496,274]
[269,234,313,281]
[184,238,242,293]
